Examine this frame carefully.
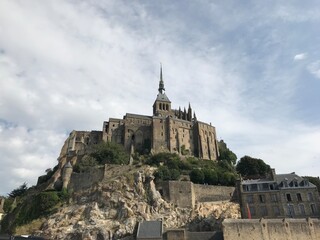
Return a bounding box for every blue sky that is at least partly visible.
[0,0,320,195]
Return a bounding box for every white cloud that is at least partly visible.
[294,53,307,61]
[1,0,320,195]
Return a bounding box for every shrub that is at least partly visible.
[154,166,180,181]
[73,155,99,173]
[89,142,129,165]
[189,169,205,184]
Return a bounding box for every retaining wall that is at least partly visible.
[223,218,320,240]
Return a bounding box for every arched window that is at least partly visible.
[159,103,162,110]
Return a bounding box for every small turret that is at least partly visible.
[187,102,192,121]
[62,161,73,189]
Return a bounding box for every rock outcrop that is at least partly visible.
[36,165,240,239]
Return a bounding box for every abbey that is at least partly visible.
[101,68,219,160]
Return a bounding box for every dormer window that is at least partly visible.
[283,178,288,188]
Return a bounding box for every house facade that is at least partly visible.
[237,169,320,219]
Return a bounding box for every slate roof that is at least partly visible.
[137,220,163,239]
[155,93,171,102]
[241,178,274,184]
[241,172,316,188]
[125,113,152,119]
[275,173,316,188]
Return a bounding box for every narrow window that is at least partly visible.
[299,204,305,215]
[259,194,266,203]
[287,204,295,217]
[271,194,277,202]
[311,204,317,214]
[308,192,314,201]
[297,193,302,202]
[286,193,292,202]
[260,206,268,216]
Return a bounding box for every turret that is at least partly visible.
[62,161,73,189]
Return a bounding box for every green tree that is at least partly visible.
[303,176,320,193]
[203,169,218,185]
[154,166,180,181]
[189,169,205,184]
[8,182,28,198]
[236,155,271,178]
[146,152,180,167]
[218,140,237,165]
[89,142,129,165]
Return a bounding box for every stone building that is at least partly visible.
[101,68,219,160]
[237,169,320,219]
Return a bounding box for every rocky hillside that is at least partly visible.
[32,165,240,239]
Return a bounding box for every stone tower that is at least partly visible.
[62,161,73,189]
[153,66,171,117]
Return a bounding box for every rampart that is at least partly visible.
[223,218,320,240]
[193,184,235,202]
[160,181,235,208]
[162,181,195,208]
[68,167,105,192]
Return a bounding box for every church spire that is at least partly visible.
[158,64,165,94]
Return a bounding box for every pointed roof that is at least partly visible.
[64,161,73,169]
[158,64,165,94]
[155,65,170,102]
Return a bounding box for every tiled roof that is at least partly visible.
[137,220,162,239]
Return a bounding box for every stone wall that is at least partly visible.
[194,184,235,203]
[68,167,105,192]
[160,181,234,208]
[223,218,320,240]
[161,181,195,208]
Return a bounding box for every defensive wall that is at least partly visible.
[68,167,105,192]
[193,184,235,202]
[160,181,235,208]
[161,181,195,208]
[164,229,223,240]
[222,218,320,240]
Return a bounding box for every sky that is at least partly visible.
[1,0,320,196]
